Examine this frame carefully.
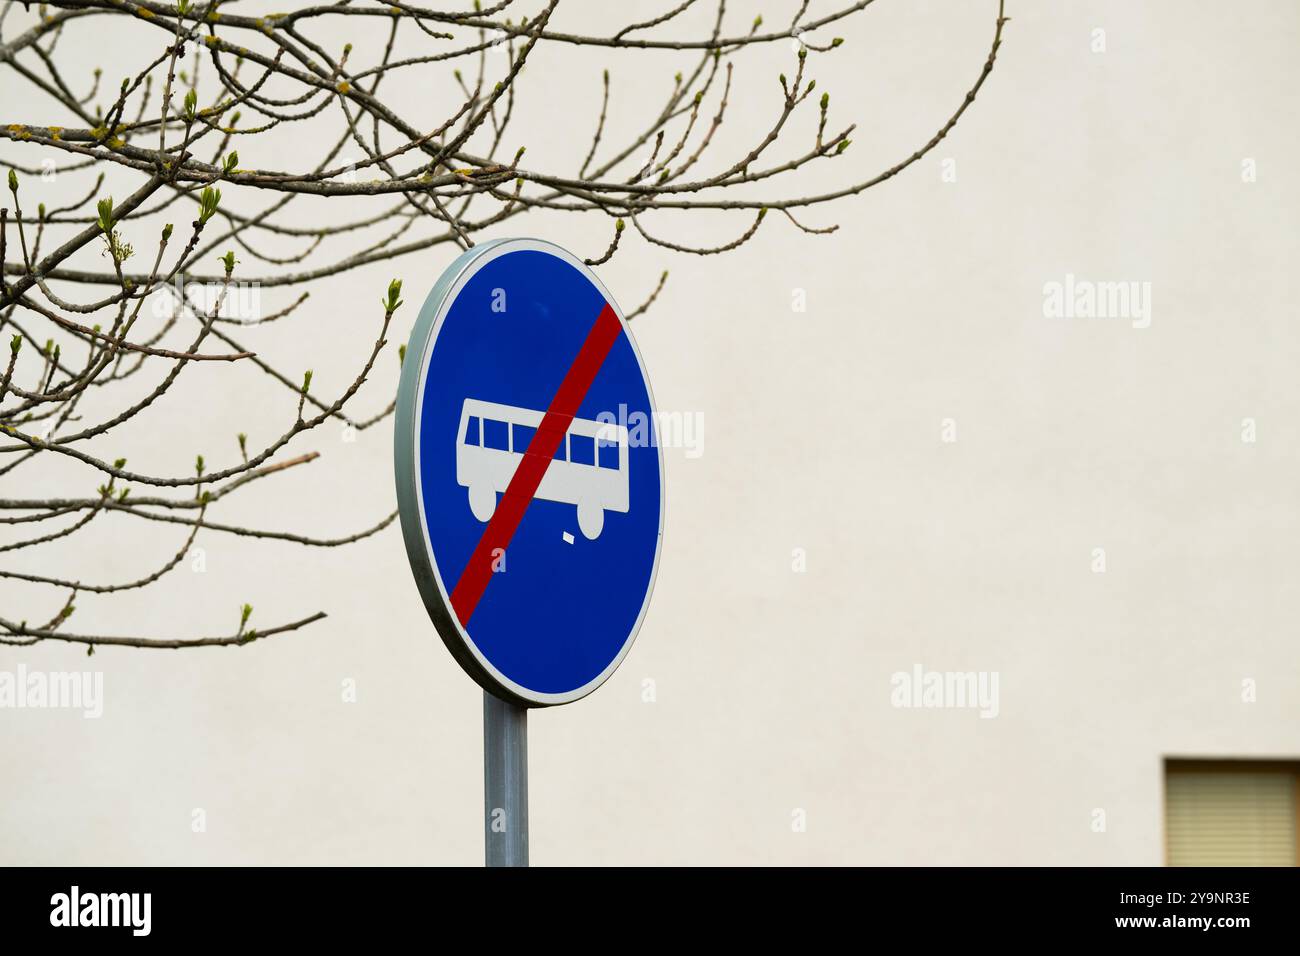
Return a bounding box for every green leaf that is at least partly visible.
[383,278,404,313]
[198,186,221,224]
[96,196,114,233]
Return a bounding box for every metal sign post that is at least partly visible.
[483,692,528,867]
[394,238,664,867]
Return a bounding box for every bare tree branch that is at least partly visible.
[0,0,1008,650]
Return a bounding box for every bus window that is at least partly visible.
[597,438,619,470]
[553,436,567,461]
[484,418,509,451]
[464,415,481,446]
[570,433,595,466]
[513,424,536,453]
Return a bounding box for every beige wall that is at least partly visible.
[3,0,1298,864]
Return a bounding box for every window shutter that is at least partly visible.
[1166,771,1297,866]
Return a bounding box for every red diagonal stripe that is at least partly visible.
[449,303,622,627]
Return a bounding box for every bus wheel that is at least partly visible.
[468,483,496,522]
[577,500,604,540]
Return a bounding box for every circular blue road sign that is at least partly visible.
[394,239,665,706]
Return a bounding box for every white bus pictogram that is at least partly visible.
[456,397,630,540]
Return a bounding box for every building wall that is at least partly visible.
[3,0,1298,865]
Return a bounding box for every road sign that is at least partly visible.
[394,238,665,708]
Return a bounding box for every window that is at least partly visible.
[598,438,619,470]
[1165,760,1299,866]
[464,415,481,446]
[570,433,595,466]
[483,418,509,451]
